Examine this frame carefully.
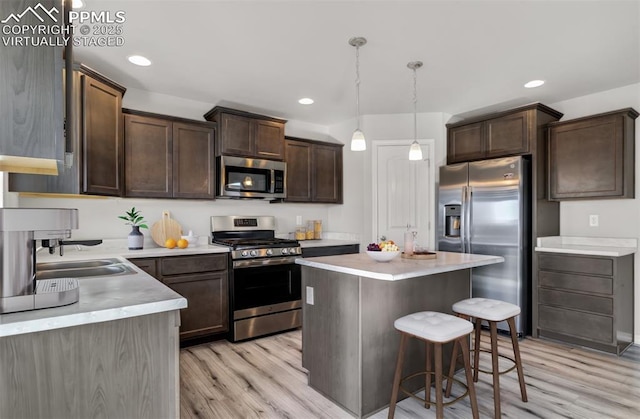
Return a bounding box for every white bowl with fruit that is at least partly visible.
[366,241,400,262]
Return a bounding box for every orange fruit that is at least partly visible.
[177,239,189,249]
[165,238,177,249]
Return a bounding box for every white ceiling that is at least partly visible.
[75,0,640,125]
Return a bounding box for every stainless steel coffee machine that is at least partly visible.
[0,208,80,314]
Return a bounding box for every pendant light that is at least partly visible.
[349,37,367,151]
[407,61,423,161]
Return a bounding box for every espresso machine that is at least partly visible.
[0,208,80,314]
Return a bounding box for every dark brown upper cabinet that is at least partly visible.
[447,122,484,162]
[124,109,215,199]
[80,66,125,196]
[446,104,563,165]
[285,137,343,204]
[204,106,286,160]
[8,64,126,196]
[548,108,638,200]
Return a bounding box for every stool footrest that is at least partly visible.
[399,371,469,408]
[475,348,518,375]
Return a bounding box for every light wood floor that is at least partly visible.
[180,330,640,418]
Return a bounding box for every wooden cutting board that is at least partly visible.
[401,251,437,260]
[151,211,183,247]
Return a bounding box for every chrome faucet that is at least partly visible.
[42,239,103,256]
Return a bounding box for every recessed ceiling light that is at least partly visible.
[298,98,314,105]
[128,55,151,66]
[72,0,84,8]
[524,80,545,88]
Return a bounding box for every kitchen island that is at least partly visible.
[296,251,504,418]
[0,258,187,419]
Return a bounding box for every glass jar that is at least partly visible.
[295,227,306,241]
[314,220,322,239]
[306,221,315,240]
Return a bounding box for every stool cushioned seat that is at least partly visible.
[394,311,473,342]
[452,298,520,321]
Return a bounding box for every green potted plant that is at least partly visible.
[118,207,148,250]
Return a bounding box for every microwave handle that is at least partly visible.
[270,169,275,193]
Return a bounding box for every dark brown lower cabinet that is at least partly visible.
[163,272,228,340]
[129,254,229,341]
[536,252,634,355]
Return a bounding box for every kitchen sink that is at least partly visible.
[37,258,123,271]
[35,259,136,280]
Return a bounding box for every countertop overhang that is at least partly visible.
[535,236,638,257]
[0,256,187,338]
[295,251,504,281]
[2,238,361,337]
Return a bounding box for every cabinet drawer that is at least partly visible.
[129,257,158,278]
[161,254,228,275]
[538,253,613,276]
[538,288,613,315]
[538,270,613,295]
[538,305,613,344]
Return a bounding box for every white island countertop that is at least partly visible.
[295,251,503,281]
[535,236,638,257]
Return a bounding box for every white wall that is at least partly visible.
[549,82,640,341]
[327,112,450,249]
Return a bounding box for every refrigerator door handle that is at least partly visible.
[466,186,473,253]
[461,186,467,253]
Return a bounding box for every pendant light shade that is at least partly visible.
[409,141,423,160]
[349,37,367,151]
[407,61,423,161]
[351,129,366,151]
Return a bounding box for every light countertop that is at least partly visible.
[36,238,229,263]
[36,237,359,262]
[0,257,187,338]
[535,236,638,257]
[295,251,503,281]
[3,236,362,338]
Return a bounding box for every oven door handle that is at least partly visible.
[233,256,298,269]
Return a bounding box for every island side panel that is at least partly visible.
[0,311,180,419]
[360,269,471,416]
[302,266,361,416]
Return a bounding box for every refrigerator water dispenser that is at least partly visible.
[444,205,461,237]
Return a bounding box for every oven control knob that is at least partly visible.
[266,249,273,256]
[241,250,249,257]
[250,250,258,257]
[289,248,298,254]
[281,248,289,255]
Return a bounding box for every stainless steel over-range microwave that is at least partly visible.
[217,156,286,199]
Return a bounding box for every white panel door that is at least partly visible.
[373,141,433,250]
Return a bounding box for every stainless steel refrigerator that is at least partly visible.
[437,156,531,335]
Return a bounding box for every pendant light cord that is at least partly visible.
[412,66,417,142]
[355,44,361,131]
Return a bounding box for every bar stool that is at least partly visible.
[448,298,527,418]
[388,311,479,419]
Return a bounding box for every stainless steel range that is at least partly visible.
[211,216,301,342]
